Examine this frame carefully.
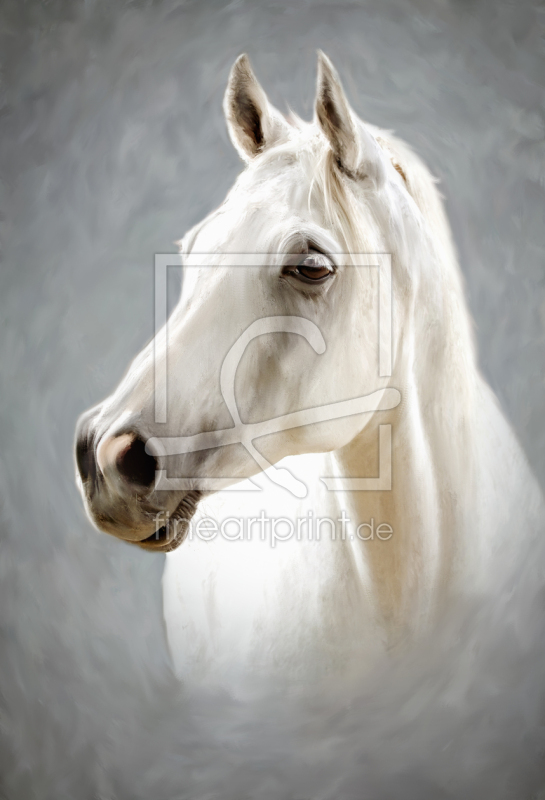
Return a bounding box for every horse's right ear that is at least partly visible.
[224,54,289,162]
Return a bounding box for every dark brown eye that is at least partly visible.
[284,252,335,284]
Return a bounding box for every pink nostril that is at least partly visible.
[97,433,157,488]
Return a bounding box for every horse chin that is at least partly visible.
[135,490,203,553]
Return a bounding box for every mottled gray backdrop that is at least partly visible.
[1,0,544,798]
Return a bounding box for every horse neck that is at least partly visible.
[333,228,481,641]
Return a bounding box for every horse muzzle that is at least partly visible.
[74,407,201,552]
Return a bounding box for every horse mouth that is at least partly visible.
[136,490,202,553]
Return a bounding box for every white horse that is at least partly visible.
[76,53,544,693]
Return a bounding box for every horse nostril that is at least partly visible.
[116,436,157,488]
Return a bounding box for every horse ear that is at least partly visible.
[224,54,289,162]
[315,51,386,187]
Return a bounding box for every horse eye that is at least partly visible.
[284,252,335,284]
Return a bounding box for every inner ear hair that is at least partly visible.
[224,54,290,161]
[233,83,264,151]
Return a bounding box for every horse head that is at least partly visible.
[75,53,444,551]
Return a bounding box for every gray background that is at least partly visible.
[1,0,544,798]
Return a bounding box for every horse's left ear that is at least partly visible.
[224,54,289,162]
[315,52,387,188]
